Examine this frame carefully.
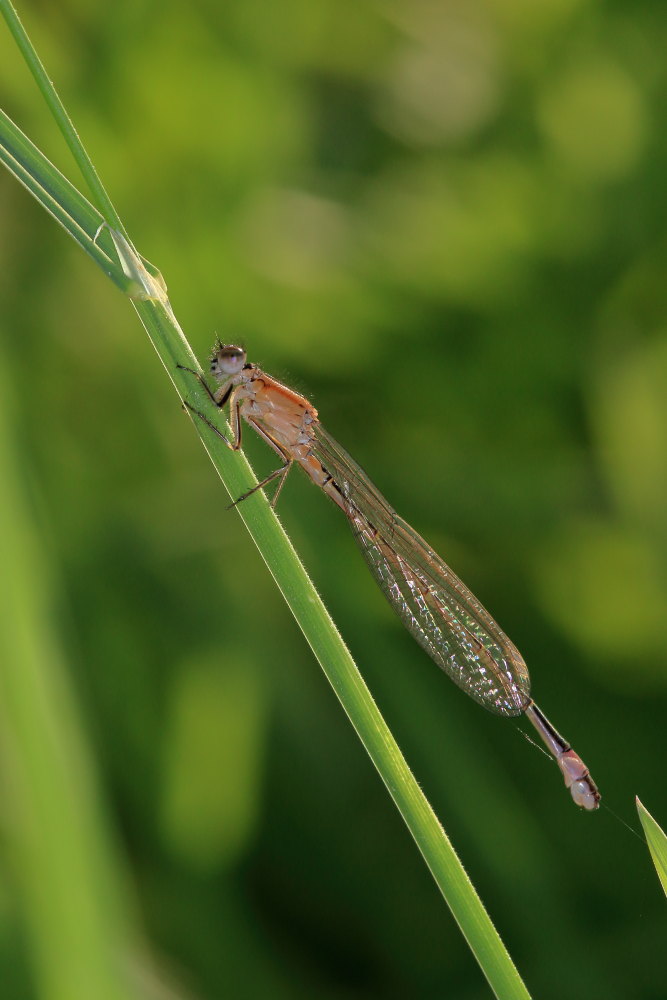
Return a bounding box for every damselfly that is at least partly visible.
[180,344,600,811]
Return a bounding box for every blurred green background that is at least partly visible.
[1,0,666,997]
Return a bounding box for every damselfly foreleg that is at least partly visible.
[176,364,220,405]
[178,365,242,452]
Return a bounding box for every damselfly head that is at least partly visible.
[210,343,247,380]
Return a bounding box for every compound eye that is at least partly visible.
[211,344,247,377]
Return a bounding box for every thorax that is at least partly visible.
[236,369,319,459]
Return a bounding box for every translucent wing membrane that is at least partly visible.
[312,426,531,716]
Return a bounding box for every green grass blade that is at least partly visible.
[1,7,533,996]
[0,0,124,229]
[0,108,134,291]
[637,798,667,898]
[0,359,142,1000]
[129,278,532,1000]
